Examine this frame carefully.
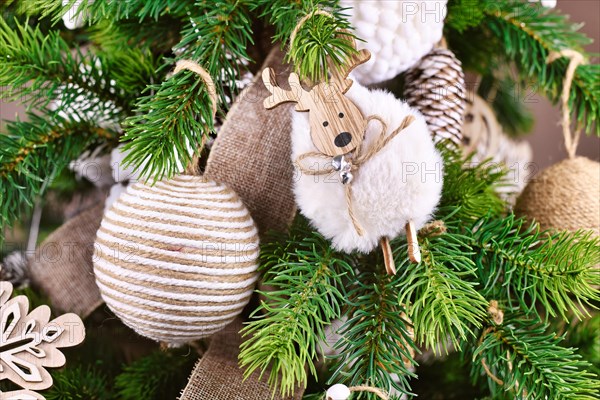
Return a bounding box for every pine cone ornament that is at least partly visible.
[341,0,447,85]
[404,48,466,146]
[0,251,30,289]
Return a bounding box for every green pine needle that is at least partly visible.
[469,215,600,321]
[393,229,489,354]
[329,272,418,396]
[472,314,600,399]
[239,219,354,397]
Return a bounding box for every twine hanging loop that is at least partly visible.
[173,60,218,175]
[546,50,586,159]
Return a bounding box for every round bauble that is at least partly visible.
[93,175,260,346]
[341,0,447,85]
[515,157,600,235]
[292,82,443,253]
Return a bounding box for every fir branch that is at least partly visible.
[481,0,598,135]
[90,16,183,55]
[329,272,417,397]
[120,68,215,181]
[0,111,117,242]
[445,0,485,33]
[256,0,358,82]
[0,18,128,116]
[175,0,255,104]
[46,366,110,400]
[239,221,354,397]
[437,145,506,222]
[114,348,197,400]
[469,215,600,321]
[472,314,600,399]
[393,227,488,354]
[31,0,193,25]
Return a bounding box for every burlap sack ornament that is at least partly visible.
[180,318,304,400]
[515,50,599,235]
[340,0,447,85]
[205,47,296,234]
[93,62,260,346]
[29,201,105,318]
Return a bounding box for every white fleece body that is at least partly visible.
[292,83,443,253]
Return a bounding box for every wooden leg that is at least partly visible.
[380,236,396,275]
[406,220,421,264]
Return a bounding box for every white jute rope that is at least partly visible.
[93,175,260,346]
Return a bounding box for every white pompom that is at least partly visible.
[62,0,93,30]
[326,384,351,400]
[291,83,443,253]
[341,0,448,84]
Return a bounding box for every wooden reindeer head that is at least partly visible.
[262,49,371,156]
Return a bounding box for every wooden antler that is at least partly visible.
[329,48,371,93]
[262,68,310,111]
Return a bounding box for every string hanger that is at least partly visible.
[173,60,218,175]
[546,49,586,160]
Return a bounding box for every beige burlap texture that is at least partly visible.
[180,318,304,400]
[29,202,105,318]
[205,47,296,235]
[515,157,599,235]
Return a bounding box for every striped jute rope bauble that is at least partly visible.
[93,175,260,346]
[93,60,259,346]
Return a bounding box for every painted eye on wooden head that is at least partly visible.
[323,121,329,127]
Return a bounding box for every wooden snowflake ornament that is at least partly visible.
[0,281,85,398]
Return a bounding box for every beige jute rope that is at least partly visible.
[348,385,389,399]
[173,60,218,175]
[297,115,415,236]
[478,300,505,386]
[546,49,586,159]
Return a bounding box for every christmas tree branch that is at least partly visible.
[120,69,215,181]
[0,18,128,116]
[0,111,117,242]
[469,215,600,321]
[329,271,418,397]
[239,220,353,397]
[437,145,507,223]
[481,0,599,135]
[471,314,599,399]
[256,0,358,82]
[393,229,488,354]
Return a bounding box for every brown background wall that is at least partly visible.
[1,0,599,169]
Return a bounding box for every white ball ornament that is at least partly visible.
[326,384,351,400]
[341,0,448,84]
[93,174,260,346]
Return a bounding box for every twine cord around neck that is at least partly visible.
[547,49,586,159]
[295,115,415,235]
[348,385,389,400]
[173,60,217,175]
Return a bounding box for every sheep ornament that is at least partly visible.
[262,47,443,274]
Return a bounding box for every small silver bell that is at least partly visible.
[341,171,353,185]
[332,155,344,171]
